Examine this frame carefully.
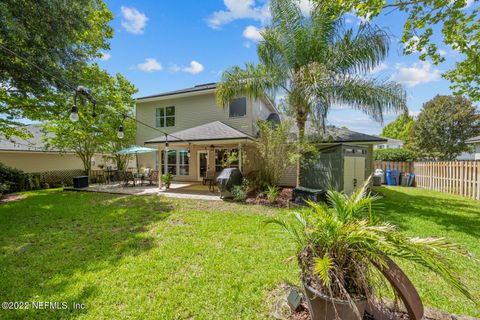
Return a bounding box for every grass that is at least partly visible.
[0,190,297,319]
[0,187,478,318]
[374,186,480,317]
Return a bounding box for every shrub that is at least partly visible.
[374,148,416,162]
[231,179,249,202]
[0,163,32,193]
[0,182,10,198]
[161,173,173,188]
[266,185,279,203]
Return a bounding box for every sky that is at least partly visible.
[98,0,472,135]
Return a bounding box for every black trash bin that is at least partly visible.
[73,176,89,188]
[292,187,326,205]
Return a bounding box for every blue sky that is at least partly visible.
[99,0,470,134]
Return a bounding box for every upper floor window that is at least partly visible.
[156,106,175,128]
[229,97,246,118]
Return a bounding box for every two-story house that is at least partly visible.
[135,83,276,184]
[136,83,387,191]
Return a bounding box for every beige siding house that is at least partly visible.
[0,125,107,173]
[136,83,386,189]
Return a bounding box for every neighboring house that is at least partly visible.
[0,125,108,173]
[466,136,480,160]
[374,137,404,149]
[136,83,387,190]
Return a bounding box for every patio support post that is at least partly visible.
[238,143,243,172]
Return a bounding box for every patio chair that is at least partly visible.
[148,170,159,185]
[203,170,218,192]
[124,171,136,187]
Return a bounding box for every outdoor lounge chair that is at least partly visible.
[148,170,159,185]
[124,171,136,187]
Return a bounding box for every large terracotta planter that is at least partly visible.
[303,282,367,320]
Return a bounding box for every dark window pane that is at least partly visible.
[160,118,165,127]
[166,106,175,116]
[166,117,175,127]
[159,108,165,116]
[167,166,176,175]
[167,150,176,164]
[229,97,247,117]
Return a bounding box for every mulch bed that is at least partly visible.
[0,193,23,204]
[245,188,293,208]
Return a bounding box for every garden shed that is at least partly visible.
[302,144,368,194]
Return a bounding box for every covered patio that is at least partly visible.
[142,121,255,183]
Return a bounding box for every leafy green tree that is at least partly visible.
[381,113,414,142]
[318,0,480,101]
[216,0,406,186]
[43,65,137,174]
[249,120,302,188]
[408,95,480,160]
[0,0,113,137]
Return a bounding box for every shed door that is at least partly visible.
[344,157,366,194]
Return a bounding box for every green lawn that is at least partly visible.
[0,187,478,319]
[374,186,480,317]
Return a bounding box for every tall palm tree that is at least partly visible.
[216,0,407,186]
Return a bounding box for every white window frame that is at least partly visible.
[156,106,175,128]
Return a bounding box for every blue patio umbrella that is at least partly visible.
[115,145,157,171]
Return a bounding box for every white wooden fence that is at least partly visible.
[374,161,480,200]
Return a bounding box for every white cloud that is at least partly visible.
[298,0,314,16]
[207,0,270,29]
[243,25,263,42]
[438,49,447,57]
[137,58,162,72]
[370,62,388,74]
[390,61,441,87]
[465,0,474,8]
[99,52,111,61]
[171,60,205,75]
[121,6,148,34]
[409,110,421,117]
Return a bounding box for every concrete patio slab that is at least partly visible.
[65,182,222,201]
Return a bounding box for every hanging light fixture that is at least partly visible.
[69,105,79,122]
[187,143,191,158]
[117,124,124,139]
[69,85,96,122]
[164,134,169,151]
[117,114,126,139]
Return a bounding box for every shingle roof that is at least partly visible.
[0,125,63,152]
[284,115,387,143]
[136,83,217,101]
[317,127,387,143]
[466,136,480,144]
[144,121,254,144]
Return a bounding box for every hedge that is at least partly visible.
[373,148,416,162]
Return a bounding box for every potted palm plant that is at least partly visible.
[269,179,473,319]
[161,173,173,189]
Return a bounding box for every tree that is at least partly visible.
[216,0,406,186]
[43,65,137,174]
[408,95,480,160]
[249,120,302,188]
[381,113,415,142]
[319,0,480,101]
[0,0,113,137]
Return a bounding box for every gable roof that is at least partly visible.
[136,83,217,101]
[144,121,254,144]
[311,127,388,143]
[284,115,387,143]
[466,136,480,144]
[0,125,64,152]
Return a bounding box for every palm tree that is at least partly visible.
[216,0,407,186]
[268,179,473,317]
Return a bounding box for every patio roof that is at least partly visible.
[466,136,480,144]
[144,121,254,144]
